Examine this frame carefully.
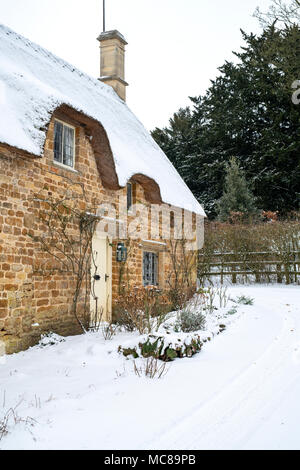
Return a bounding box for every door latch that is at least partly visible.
[105,274,109,282]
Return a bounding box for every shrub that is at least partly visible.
[101,323,118,341]
[234,295,254,305]
[119,333,203,362]
[166,239,198,310]
[112,306,135,332]
[167,285,196,311]
[133,357,169,379]
[113,286,170,334]
[198,219,300,285]
[227,306,238,315]
[175,310,206,333]
[0,404,36,442]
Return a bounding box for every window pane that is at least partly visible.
[153,253,158,286]
[143,252,159,287]
[54,121,63,163]
[63,126,74,167]
[143,252,148,286]
[127,183,132,211]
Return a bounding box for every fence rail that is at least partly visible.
[198,250,300,285]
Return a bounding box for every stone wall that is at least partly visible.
[0,109,198,354]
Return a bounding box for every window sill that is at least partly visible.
[52,161,78,174]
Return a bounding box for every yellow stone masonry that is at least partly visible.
[0,110,198,354]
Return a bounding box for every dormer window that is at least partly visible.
[54,120,75,168]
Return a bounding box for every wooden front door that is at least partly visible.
[91,234,112,323]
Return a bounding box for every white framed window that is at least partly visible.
[143,251,159,287]
[54,120,75,169]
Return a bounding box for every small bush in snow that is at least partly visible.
[0,404,36,441]
[113,286,170,334]
[216,286,229,308]
[175,310,206,333]
[235,295,254,305]
[112,307,135,332]
[39,332,65,347]
[197,286,229,312]
[200,286,216,314]
[119,333,203,362]
[0,413,9,441]
[101,323,118,341]
[133,357,169,379]
[227,306,238,315]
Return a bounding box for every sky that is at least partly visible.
[0,0,273,130]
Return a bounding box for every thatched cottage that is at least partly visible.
[0,24,205,353]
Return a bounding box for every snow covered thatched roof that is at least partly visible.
[0,24,205,216]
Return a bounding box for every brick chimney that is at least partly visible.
[97,30,128,101]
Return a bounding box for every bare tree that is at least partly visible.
[254,0,300,28]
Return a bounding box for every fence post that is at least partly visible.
[293,252,298,284]
[277,264,282,284]
[284,260,290,285]
[232,264,237,284]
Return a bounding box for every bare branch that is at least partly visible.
[253,0,300,28]
[29,190,101,333]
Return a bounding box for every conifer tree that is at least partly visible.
[217,158,257,221]
[152,25,300,218]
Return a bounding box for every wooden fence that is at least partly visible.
[198,250,300,285]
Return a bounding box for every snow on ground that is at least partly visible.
[0,285,299,450]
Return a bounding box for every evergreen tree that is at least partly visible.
[217,157,257,221]
[152,25,300,218]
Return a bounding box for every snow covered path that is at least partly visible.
[148,286,300,450]
[0,286,299,450]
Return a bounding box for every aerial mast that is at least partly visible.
[98,0,129,101]
[103,0,106,32]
